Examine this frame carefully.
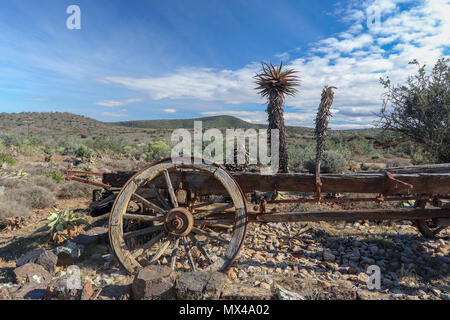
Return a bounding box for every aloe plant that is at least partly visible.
[34,209,88,242]
[254,62,300,173]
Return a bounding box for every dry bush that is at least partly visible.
[386,158,410,168]
[56,181,94,199]
[28,175,58,192]
[17,163,50,176]
[0,177,24,188]
[8,185,57,209]
[101,158,145,171]
[0,174,59,210]
[0,195,31,219]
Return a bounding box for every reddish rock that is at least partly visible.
[175,271,227,299]
[80,282,93,300]
[45,278,86,300]
[14,263,52,286]
[132,265,177,300]
[0,286,12,300]
[13,282,47,300]
[17,248,58,274]
[73,227,108,246]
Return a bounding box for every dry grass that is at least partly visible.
[27,175,59,192]
[0,196,30,219]
[0,175,57,216]
[10,185,57,209]
[302,278,324,300]
[56,181,94,199]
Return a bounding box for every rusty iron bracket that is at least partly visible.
[65,170,112,190]
[315,171,322,202]
[259,198,267,214]
[66,175,112,189]
[66,170,107,176]
[376,171,413,201]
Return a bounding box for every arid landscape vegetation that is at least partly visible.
[0,109,448,300]
[0,0,449,300]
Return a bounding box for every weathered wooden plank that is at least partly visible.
[104,171,450,194]
[365,164,450,174]
[251,208,450,223]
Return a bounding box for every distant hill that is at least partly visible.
[109,115,262,130]
[110,115,379,135]
[0,112,379,137]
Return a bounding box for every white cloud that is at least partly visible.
[20,97,52,102]
[98,0,449,128]
[96,98,142,107]
[163,108,177,113]
[101,109,128,118]
[100,65,260,105]
[202,110,267,124]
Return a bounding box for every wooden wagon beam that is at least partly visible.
[103,171,450,194]
[250,208,450,223]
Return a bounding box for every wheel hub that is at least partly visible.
[164,207,193,237]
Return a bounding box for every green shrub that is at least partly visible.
[287,143,315,172]
[87,136,128,155]
[44,171,66,183]
[75,145,95,158]
[304,151,348,173]
[371,153,381,160]
[34,209,88,243]
[0,154,16,165]
[58,138,82,156]
[141,141,170,162]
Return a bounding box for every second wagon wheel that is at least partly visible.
[108,157,248,274]
[414,199,448,239]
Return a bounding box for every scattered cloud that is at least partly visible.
[162,108,177,113]
[98,0,449,128]
[20,97,52,102]
[95,98,142,107]
[99,66,260,105]
[101,110,128,118]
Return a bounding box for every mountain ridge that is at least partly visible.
[0,112,379,135]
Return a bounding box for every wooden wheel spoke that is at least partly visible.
[183,237,196,271]
[189,234,212,265]
[131,193,166,215]
[170,238,180,270]
[163,169,178,208]
[433,226,446,235]
[123,225,162,239]
[110,161,247,274]
[190,200,215,210]
[192,227,229,245]
[194,203,234,219]
[132,231,164,258]
[123,213,164,222]
[148,183,171,211]
[149,237,172,264]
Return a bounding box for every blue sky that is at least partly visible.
[0,0,448,129]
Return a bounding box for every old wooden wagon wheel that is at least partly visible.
[108,157,248,274]
[414,199,448,239]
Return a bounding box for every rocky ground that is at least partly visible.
[0,206,448,300]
